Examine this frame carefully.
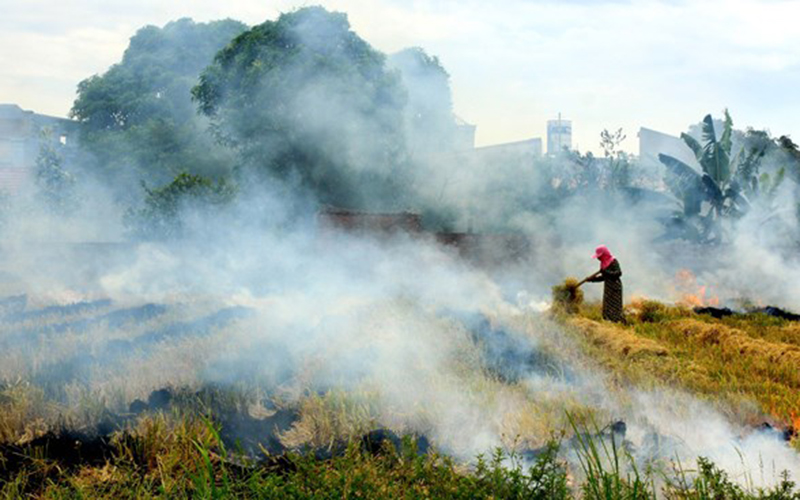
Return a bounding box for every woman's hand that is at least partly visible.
[578,270,602,286]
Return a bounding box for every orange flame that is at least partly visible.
[674,269,719,307]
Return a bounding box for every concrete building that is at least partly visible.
[0,104,77,193]
[454,115,476,150]
[474,137,542,162]
[546,114,572,155]
[638,126,699,170]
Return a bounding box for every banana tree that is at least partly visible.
[658,110,750,243]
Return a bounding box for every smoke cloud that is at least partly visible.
[1,5,799,491]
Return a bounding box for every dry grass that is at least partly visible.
[280,390,381,450]
[566,301,800,433]
[569,317,669,359]
[0,382,53,445]
[668,318,800,369]
[714,315,800,348]
[552,278,585,315]
[1,296,799,497]
[0,297,592,461]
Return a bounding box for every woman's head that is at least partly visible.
[592,245,615,269]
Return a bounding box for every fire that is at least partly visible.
[674,269,719,307]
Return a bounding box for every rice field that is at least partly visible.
[569,300,800,439]
[1,291,800,498]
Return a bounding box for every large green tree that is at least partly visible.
[70,18,246,194]
[192,7,409,209]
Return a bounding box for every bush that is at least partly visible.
[124,172,235,240]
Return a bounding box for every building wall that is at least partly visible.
[474,138,542,163]
[638,126,699,170]
[317,208,532,268]
[0,104,77,193]
[454,122,476,150]
[318,208,423,236]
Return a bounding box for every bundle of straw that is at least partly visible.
[551,277,584,314]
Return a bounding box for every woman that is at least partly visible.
[586,245,624,322]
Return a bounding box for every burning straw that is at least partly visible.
[551,277,584,314]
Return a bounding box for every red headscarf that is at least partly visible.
[592,245,615,270]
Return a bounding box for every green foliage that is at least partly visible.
[701,111,732,184]
[193,7,409,209]
[778,136,800,183]
[668,458,800,500]
[601,128,633,189]
[35,128,77,214]
[472,444,569,499]
[0,416,571,499]
[660,110,751,243]
[733,129,772,199]
[530,128,640,200]
[659,112,800,243]
[569,414,656,500]
[70,18,246,191]
[124,172,236,240]
[1,373,799,499]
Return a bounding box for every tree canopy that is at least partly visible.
[70,18,246,192]
[192,7,409,209]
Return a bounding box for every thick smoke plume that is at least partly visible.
[1,5,799,491]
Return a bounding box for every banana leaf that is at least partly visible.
[768,167,786,198]
[658,153,700,185]
[701,114,716,143]
[700,115,731,184]
[659,153,704,214]
[725,179,750,213]
[701,174,723,208]
[681,133,703,159]
[683,191,702,217]
[720,109,733,156]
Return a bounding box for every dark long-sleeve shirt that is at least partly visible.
[588,259,624,322]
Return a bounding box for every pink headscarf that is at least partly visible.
[592,245,615,270]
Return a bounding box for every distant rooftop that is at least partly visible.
[0,103,74,123]
[454,115,474,127]
[474,137,541,152]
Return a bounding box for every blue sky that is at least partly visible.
[1,0,799,154]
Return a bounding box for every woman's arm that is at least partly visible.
[586,273,605,282]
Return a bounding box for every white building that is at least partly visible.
[474,138,542,161]
[546,114,572,155]
[0,104,76,193]
[638,126,699,170]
